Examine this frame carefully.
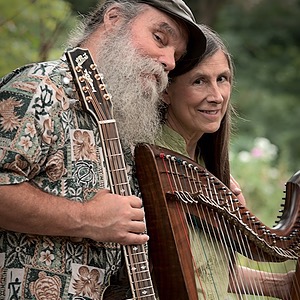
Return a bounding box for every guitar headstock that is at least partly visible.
[65,47,113,122]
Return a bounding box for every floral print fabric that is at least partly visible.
[0,56,130,299]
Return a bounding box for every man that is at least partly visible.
[0,0,206,299]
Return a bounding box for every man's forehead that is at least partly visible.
[147,10,189,60]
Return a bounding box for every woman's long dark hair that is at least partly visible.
[169,24,234,186]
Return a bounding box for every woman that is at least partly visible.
[155,24,294,299]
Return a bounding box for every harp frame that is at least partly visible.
[134,143,300,300]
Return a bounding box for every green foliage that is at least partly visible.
[65,0,99,14]
[230,136,297,299]
[230,137,289,226]
[0,0,76,76]
[215,0,300,171]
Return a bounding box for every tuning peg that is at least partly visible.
[104,93,112,100]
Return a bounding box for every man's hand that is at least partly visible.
[82,189,149,245]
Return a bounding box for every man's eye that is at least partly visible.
[154,33,165,45]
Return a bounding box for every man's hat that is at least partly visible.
[137,0,206,76]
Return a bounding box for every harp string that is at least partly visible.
[162,155,209,299]
[163,154,232,298]
[185,162,231,298]
[159,152,296,299]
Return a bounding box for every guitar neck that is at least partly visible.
[99,120,156,299]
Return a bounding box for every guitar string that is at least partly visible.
[83,68,156,299]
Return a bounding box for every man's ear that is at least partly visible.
[103,6,123,29]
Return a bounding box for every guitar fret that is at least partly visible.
[129,270,152,279]
[111,167,127,172]
[108,153,124,158]
[106,136,119,141]
[113,181,130,188]
[98,119,116,125]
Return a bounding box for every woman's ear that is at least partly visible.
[103,6,123,29]
[162,88,171,105]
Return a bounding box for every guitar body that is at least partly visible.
[134,143,300,300]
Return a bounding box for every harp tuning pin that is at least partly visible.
[241,211,250,216]
[159,153,165,159]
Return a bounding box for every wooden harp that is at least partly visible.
[134,143,300,300]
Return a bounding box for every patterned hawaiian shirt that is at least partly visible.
[0,55,136,299]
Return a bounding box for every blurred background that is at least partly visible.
[1,1,299,297]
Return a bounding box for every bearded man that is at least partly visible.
[0,0,205,299]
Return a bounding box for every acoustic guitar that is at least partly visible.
[66,48,156,300]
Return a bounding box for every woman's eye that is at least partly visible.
[194,78,204,85]
[219,75,230,83]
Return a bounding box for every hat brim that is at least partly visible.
[137,0,206,76]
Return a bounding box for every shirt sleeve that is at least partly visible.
[0,63,58,185]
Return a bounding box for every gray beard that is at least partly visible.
[94,28,168,148]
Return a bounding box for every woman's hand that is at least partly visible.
[230,174,246,206]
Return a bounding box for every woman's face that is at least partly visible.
[164,49,232,141]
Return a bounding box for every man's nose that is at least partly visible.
[158,48,176,72]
